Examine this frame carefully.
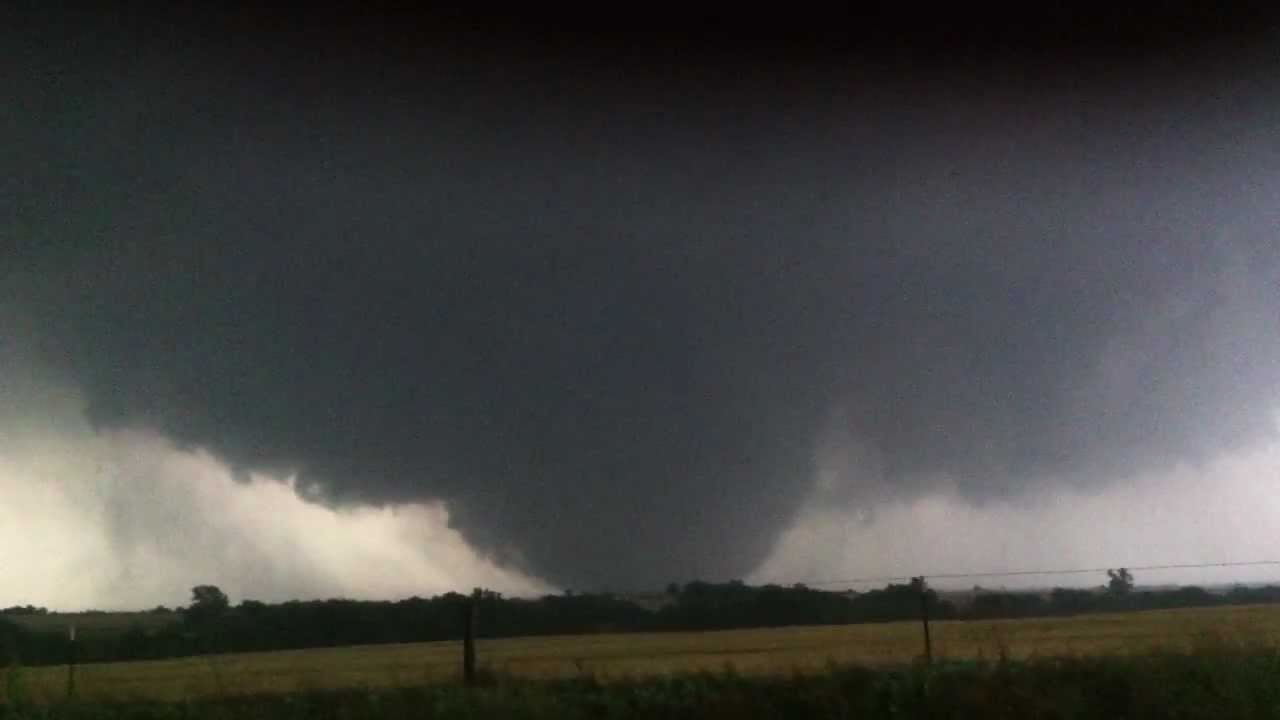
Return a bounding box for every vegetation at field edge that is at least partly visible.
[9,575,1280,669]
[10,602,1280,705]
[5,645,1280,719]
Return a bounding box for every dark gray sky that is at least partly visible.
[5,7,1280,600]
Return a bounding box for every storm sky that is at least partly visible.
[5,8,1280,607]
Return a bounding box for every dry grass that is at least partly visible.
[14,603,1280,704]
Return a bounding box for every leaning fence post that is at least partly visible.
[462,590,478,685]
[66,623,77,699]
[917,576,932,664]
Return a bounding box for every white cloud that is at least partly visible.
[752,431,1280,591]
[0,381,549,611]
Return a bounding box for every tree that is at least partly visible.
[1106,568,1134,596]
[0,616,28,665]
[1,605,47,616]
[186,585,230,625]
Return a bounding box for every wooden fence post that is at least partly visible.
[462,591,478,685]
[66,624,77,700]
[917,576,932,664]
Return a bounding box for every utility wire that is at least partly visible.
[586,560,1280,596]
[766,559,1280,589]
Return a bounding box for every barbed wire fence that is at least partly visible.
[458,559,1280,683]
[26,558,1280,692]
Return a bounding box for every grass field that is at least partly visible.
[11,604,1280,704]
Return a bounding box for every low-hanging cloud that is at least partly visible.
[6,11,1280,590]
[755,421,1280,590]
[0,361,548,610]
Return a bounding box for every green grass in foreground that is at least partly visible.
[5,646,1280,719]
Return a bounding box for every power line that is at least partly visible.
[772,559,1280,589]
[588,560,1280,596]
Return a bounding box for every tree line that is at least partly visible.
[4,571,1280,667]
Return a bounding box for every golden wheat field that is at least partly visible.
[14,604,1280,703]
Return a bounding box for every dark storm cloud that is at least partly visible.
[7,8,1280,588]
